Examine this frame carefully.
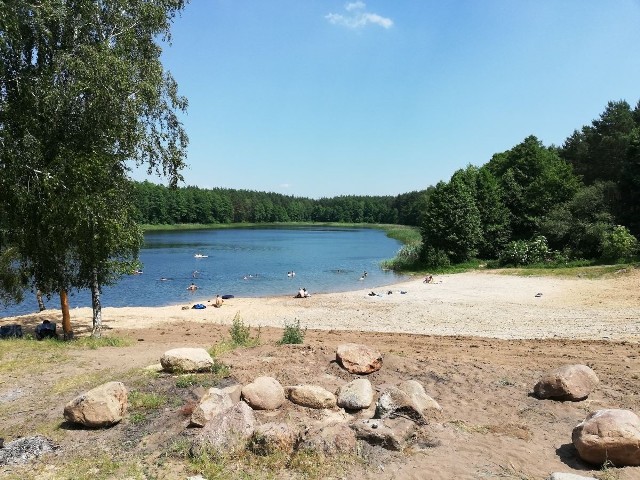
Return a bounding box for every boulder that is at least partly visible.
[286,385,337,409]
[534,364,599,401]
[190,388,234,427]
[572,409,640,466]
[398,380,442,415]
[351,417,415,451]
[375,382,440,425]
[337,378,374,410]
[160,348,214,373]
[220,383,243,403]
[336,343,382,374]
[192,401,256,455]
[248,422,299,455]
[63,381,127,428]
[299,422,357,455]
[241,376,285,410]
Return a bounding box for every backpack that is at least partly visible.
[0,324,23,339]
[192,303,206,309]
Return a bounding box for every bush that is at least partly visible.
[229,312,260,347]
[601,225,639,261]
[277,319,306,345]
[498,236,560,266]
[421,246,451,269]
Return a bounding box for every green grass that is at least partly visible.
[128,390,167,410]
[277,319,306,345]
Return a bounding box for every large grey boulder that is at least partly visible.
[63,381,127,428]
[241,376,285,410]
[286,385,336,409]
[299,422,357,455]
[336,343,383,374]
[534,364,599,401]
[572,409,640,466]
[192,401,256,455]
[351,417,415,451]
[337,378,374,410]
[160,348,214,373]
[190,388,234,427]
[376,382,441,425]
[248,422,299,455]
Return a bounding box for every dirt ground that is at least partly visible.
[1,269,640,479]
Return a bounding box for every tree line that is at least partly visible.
[415,100,640,269]
[131,181,427,226]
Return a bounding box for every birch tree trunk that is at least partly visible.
[91,270,102,338]
[36,289,46,311]
[60,289,73,340]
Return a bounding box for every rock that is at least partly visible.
[63,381,127,428]
[190,388,234,427]
[534,364,599,401]
[0,435,57,466]
[242,376,285,410]
[192,401,256,455]
[220,383,243,403]
[336,343,383,374]
[548,474,598,480]
[248,422,299,455]
[160,348,214,373]
[572,409,640,466]
[299,422,357,455]
[286,385,337,409]
[398,380,442,415]
[351,417,415,451]
[375,384,439,425]
[337,378,374,410]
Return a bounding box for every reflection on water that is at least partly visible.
[1,227,405,316]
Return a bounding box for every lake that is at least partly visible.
[1,227,405,317]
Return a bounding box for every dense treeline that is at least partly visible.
[131,182,428,227]
[415,99,640,269]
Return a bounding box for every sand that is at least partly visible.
[12,268,638,341]
[2,268,640,479]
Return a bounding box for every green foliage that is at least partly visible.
[498,236,565,266]
[382,242,423,270]
[277,319,306,345]
[488,136,581,240]
[229,312,260,347]
[420,174,482,266]
[601,225,639,261]
[540,182,616,259]
[128,391,167,410]
[0,0,188,318]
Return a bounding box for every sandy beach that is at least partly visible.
[2,268,640,479]
[7,269,639,341]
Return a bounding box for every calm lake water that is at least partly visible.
[1,227,405,317]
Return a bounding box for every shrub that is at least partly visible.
[277,319,306,345]
[601,225,639,261]
[421,246,451,269]
[229,312,260,347]
[498,235,560,266]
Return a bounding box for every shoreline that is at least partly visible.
[3,270,639,342]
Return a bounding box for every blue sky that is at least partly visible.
[134,1,640,199]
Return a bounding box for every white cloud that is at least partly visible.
[345,1,365,11]
[279,183,291,189]
[325,2,393,29]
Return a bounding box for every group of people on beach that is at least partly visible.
[295,287,310,298]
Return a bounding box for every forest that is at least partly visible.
[132,99,640,269]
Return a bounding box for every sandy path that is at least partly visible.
[7,269,639,341]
